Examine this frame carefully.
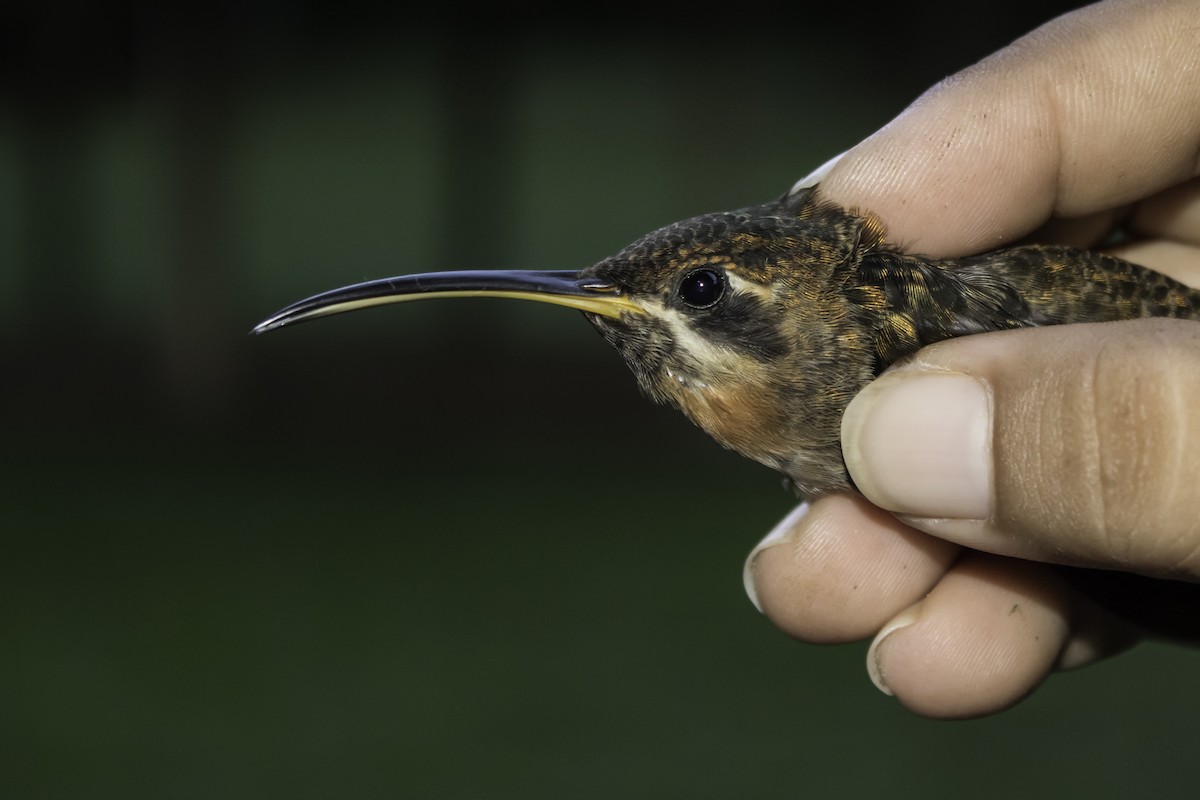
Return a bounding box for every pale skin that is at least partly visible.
[744,0,1200,718]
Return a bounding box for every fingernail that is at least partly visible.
[790,151,847,193]
[743,502,810,613]
[866,605,922,696]
[842,371,991,520]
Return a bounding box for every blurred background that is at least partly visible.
[5,1,1196,797]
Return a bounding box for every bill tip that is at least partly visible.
[249,317,284,336]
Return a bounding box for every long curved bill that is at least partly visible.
[252,269,644,335]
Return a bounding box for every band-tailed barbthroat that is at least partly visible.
[255,185,1200,497]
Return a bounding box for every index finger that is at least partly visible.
[812,0,1200,258]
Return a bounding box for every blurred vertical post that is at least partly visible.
[431,20,520,352]
[11,9,101,346]
[147,6,244,423]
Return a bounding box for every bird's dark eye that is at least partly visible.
[678,268,726,309]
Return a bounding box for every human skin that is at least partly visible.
[743,0,1200,718]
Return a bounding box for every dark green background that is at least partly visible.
[4,2,1194,797]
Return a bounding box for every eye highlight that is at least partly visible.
[678,268,726,309]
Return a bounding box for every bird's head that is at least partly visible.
[253,189,883,495]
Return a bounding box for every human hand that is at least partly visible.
[744,0,1200,719]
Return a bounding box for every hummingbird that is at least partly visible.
[255,184,1200,638]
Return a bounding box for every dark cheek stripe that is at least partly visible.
[689,293,789,361]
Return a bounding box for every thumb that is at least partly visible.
[841,318,1200,580]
